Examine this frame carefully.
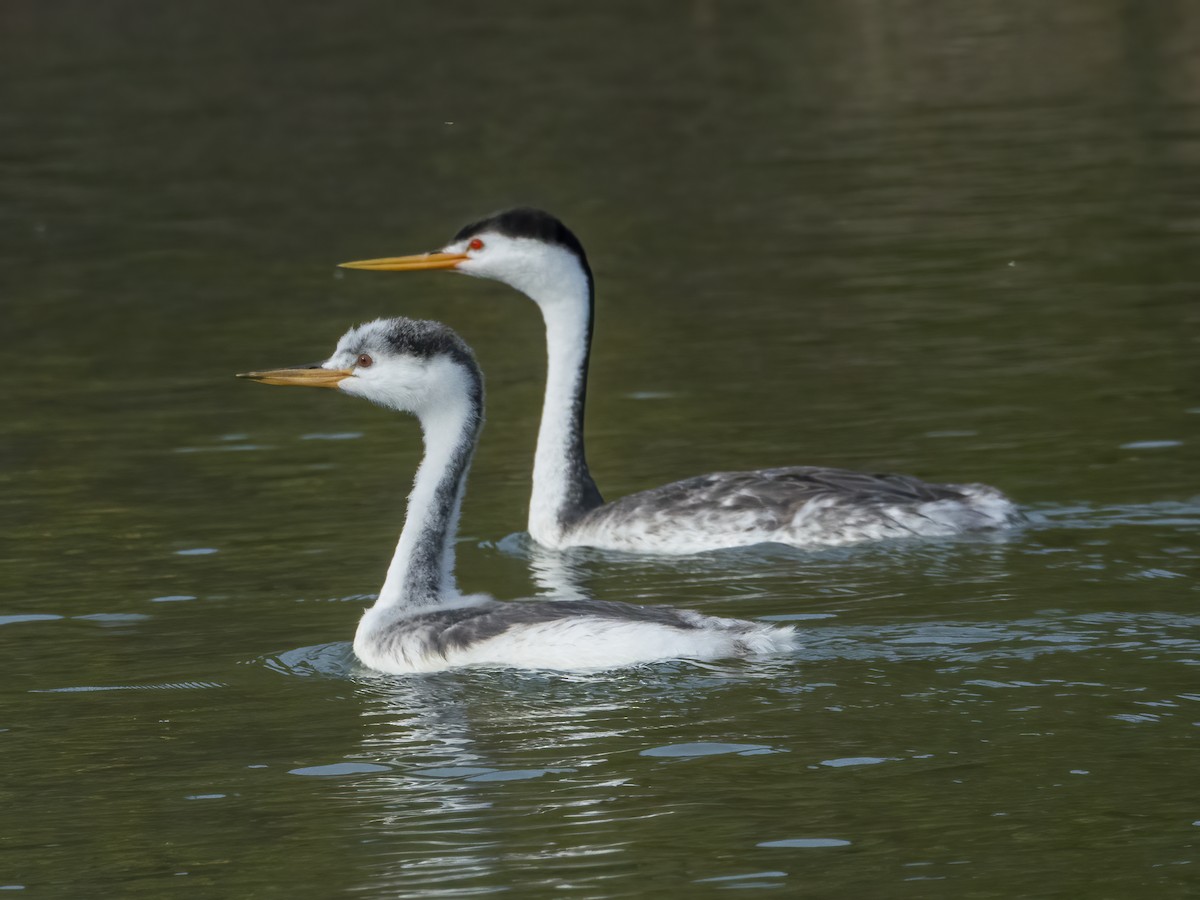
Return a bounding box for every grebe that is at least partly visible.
[238,317,795,673]
[340,209,1022,554]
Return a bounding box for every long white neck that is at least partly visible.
[528,286,604,545]
[373,381,481,612]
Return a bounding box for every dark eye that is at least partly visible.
[357,353,373,368]
[468,238,484,251]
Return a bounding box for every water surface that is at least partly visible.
[1,2,1197,896]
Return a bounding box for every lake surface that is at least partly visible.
[2,1,1198,896]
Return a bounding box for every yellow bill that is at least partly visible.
[237,367,352,389]
[338,251,468,272]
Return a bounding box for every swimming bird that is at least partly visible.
[339,209,1022,554]
[239,317,795,673]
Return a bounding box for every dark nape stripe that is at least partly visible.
[402,413,481,606]
[561,268,604,523]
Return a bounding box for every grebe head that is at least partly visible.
[341,208,593,310]
[239,317,482,417]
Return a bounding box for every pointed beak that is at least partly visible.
[236,364,353,389]
[338,251,468,272]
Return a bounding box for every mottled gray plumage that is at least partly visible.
[575,465,1021,545]
[593,466,970,519]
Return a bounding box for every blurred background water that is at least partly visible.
[1,1,1197,896]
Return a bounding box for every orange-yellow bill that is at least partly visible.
[338,251,467,272]
[236,367,352,389]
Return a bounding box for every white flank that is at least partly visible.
[355,611,797,675]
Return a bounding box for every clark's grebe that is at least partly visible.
[239,317,795,673]
[340,209,1022,554]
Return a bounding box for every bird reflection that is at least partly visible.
[341,669,662,896]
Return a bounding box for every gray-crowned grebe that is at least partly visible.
[239,317,796,672]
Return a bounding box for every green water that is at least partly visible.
[2,2,1198,896]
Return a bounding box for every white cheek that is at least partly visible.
[340,363,431,413]
[456,258,492,282]
[339,376,368,399]
[474,242,584,308]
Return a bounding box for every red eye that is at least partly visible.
[357,353,373,368]
[468,238,484,251]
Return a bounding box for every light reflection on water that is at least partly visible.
[244,535,1198,896]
